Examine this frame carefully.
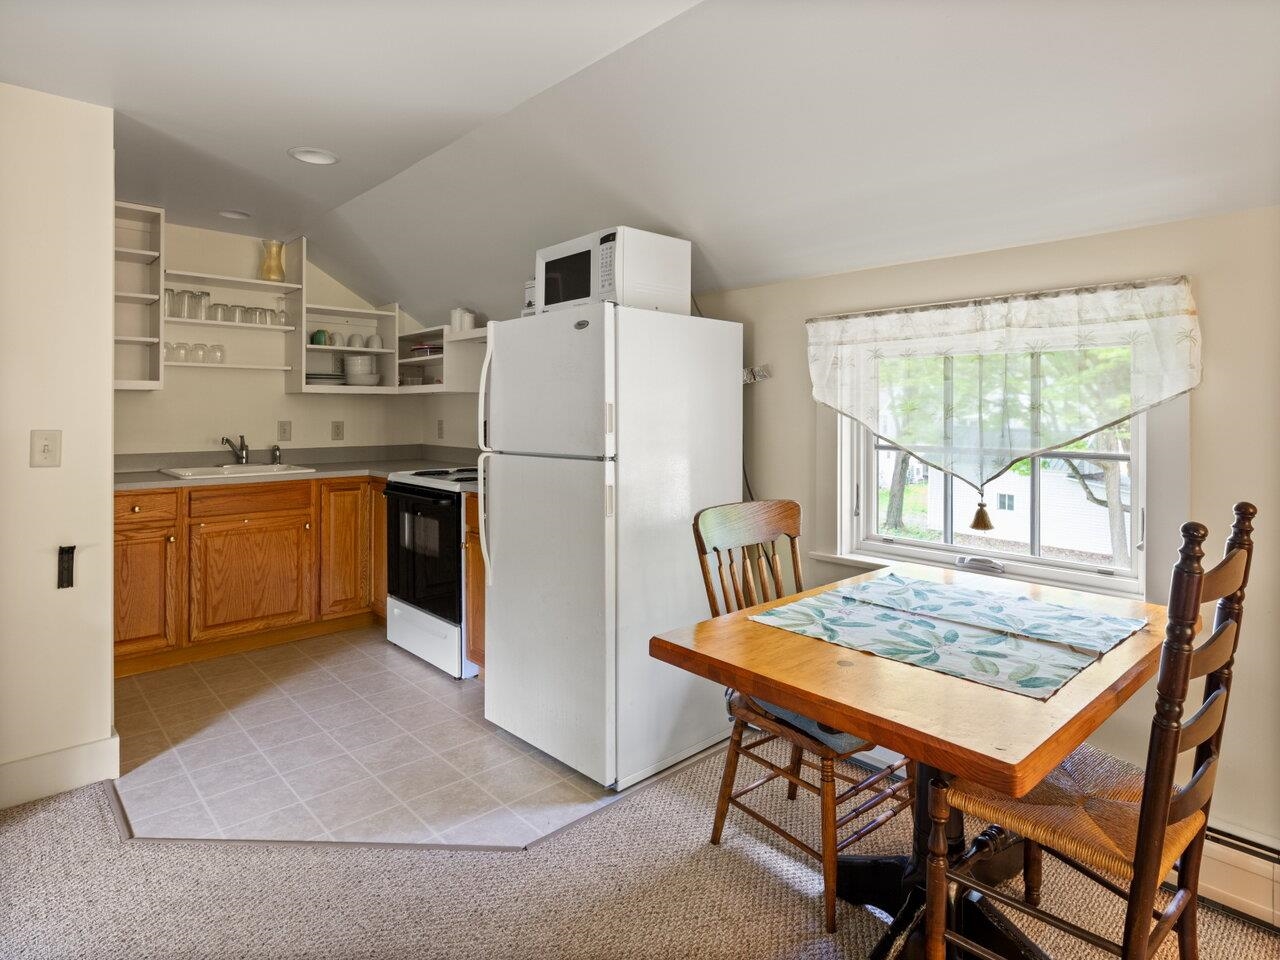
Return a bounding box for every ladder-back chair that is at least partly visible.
[694,499,912,933]
[924,502,1257,960]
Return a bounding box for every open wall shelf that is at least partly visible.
[113,202,487,395]
[165,269,301,294]
[114,201,165,390]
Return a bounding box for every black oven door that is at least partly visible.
[385,484,462,625]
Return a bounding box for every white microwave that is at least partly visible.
[535,227,691,314]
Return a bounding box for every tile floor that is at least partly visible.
[113,626,623,846]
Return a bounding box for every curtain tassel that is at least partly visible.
[970,491,995,531]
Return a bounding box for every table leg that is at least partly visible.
[835,763,1047,959]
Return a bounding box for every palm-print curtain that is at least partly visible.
[806,276,1200,494]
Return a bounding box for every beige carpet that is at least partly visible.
[2,745,1276,959]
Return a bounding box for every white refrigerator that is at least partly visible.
[477,302,742,789]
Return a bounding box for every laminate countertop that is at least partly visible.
[113,458,473,491]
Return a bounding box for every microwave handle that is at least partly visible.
[477,329,494,453]
[477,452,493,586]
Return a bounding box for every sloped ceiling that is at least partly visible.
[304,0,1280,325]
[0,0,701,238]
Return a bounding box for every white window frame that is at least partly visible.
[837,415,1148,599]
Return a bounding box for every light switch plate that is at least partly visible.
[331,421,344,441]
[277,420,292,442]
[30,429,61,467]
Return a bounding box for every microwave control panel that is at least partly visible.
[598,232,616,291]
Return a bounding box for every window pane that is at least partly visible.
[874,447,942,543]
[1040,455,1132,570]
[951,467,1031,556]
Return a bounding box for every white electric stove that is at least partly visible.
[383,467,480,678]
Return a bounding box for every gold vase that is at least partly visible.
[259,240,285,282]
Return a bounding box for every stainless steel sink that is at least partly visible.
[160,464,317,479]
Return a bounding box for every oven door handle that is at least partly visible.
[477,452,493,586]
[477,328,495,453]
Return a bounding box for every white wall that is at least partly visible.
[114,223,433,455]
[0,83,117,806]
[698,206,1280,849]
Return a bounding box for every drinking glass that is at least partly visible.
[172,342,189,362]
[228,305,246,324]
[209,303,228,323]
[191,343,208,363]
[209,344,225,364]
[275,296,290,326]
[188,291,210,321]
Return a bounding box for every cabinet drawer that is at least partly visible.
[189,480,313,520]
[115,489,179,525]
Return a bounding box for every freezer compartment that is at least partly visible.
[482,453,617,785]
[486,303,614,458]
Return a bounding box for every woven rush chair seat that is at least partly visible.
[948,741,1206,882]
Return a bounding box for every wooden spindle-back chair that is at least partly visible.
[925,502,1258,960]
[694,500,912,933]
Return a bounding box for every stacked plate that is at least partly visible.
[305,372,346,386]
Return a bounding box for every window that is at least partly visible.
[842,383,1146,596]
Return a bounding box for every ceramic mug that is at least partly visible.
[311,329,328,345]
[348,333,365,349]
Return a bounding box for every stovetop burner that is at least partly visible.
[388,466,480,492]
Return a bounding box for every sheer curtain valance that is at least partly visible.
[806,276,1200,526]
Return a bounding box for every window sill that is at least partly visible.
[809,547,1145,601]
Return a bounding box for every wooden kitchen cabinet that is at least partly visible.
[188,512,315,644]
[318,478,371,620]
[114,522,184,656]
[463,492,485,666]
[369,478,388,618]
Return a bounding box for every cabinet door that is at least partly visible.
[319,479,371,620]
[369,478,387,618]
[115,524,183,656]
[463,492,485,666]
[189,513,315,643]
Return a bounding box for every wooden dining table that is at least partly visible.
[649,561,1167,960]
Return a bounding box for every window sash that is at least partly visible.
[843,416,1145,596]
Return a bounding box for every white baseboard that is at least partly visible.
[857,747,1277,926]
[0,731,120,809]
[1194,836,1277,925]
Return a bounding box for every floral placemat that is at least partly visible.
[749,574,1148,700]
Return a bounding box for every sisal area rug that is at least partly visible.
[3,743,1276,959]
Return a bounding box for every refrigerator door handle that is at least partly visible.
[477,328,495,452]
[477,451,493,585]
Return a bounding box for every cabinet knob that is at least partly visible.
[131,505,141,513]
[305,522,311,530]
[167,536,176,543]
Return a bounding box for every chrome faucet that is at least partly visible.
[221,435,249,464]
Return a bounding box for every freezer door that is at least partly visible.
[482,453,616,785]
[487,303,615,458]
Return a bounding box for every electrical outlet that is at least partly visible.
[436,419,445,440]
[277,420,292,442]
[331,420,344,441]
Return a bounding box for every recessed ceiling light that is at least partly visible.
[287,146,340,165]
[219,209,252,220]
